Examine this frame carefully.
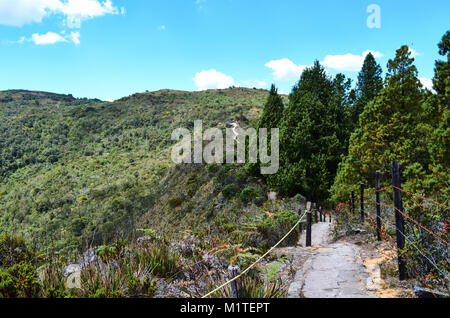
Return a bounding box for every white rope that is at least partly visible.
[202,211,308,298]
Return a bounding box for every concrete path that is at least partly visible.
[299,221,331,247]
[288,221,378,298]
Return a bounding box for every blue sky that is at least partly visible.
[0,0,448,101]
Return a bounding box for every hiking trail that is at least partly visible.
[286,220,380,298]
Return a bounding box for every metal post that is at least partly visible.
[391,161,408,281]
[375,171,382,241]
[360,183,365,224]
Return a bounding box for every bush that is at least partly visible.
[0,233,34,268]
[0,270,17,298]
[257,211,300,247]
[240,187,259,203]
[0,263,42,298]
[207,274,286,298]
[222,184,239,199]
[135,243,180,278]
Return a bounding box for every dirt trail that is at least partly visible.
[287,221,379,298]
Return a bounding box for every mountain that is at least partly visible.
[0,87,285,251]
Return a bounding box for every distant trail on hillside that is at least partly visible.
[288,222,379,298]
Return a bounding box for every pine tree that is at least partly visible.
[353,52,383,126]
[269,62,352,201]
[246,84,284,176]
[331,46,424,201]
[257,84,285,132]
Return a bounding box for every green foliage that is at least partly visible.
[134,243,180,278]
[0,263,42,298]
[0,88,269,250]
[331,32,450,291]
[0,270,17,298]
[239,186,259,203]
[0,233,34,268]
[257,210,300,247]
[331,40,448,206]
[222,184,240,199]
[246,84,285,176]
[265,258,285,283]
[353,52,383,126]
[268,62,353,200]
[207,274,286,298]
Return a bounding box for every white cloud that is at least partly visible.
[158,25,166,31]
[193,69,235,91]
[0,0,123,28]
[62,0,121,28]
[31,31,67,45]
[321,50,383,71]
[419,77,433,90]
[26,31,80,45]
[67,31,80,45]
[265,58,309,81]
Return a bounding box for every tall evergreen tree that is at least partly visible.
[331,46,424,201]
[268,62,352,201]
[353,53,383,126]
[246,84,284,176]
[257,84,285,131]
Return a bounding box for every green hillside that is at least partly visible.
[0,88,277,251]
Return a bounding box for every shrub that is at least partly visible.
[0,233,34,268]
[207,274,286,298]
[134,243,180,278]
[240,187,259,203]
[0,263,42,298]
[257,211,300,247]
[222,184,239,199]
[0,270,17,298]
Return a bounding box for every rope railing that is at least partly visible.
[201,211,308,298]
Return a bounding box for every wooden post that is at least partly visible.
[313,203,318,223]
[228,265,243,298]
[351,191,355,215]
[360,183,365,224]
[375,171,382,241]
[391,161,408,281]
[306,202,312,247]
